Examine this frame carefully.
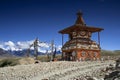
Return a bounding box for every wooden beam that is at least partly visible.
[61,34,64,60]
[98,32,100,48]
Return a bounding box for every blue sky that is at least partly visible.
[0,0,120,50]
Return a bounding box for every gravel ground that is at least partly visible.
[0,60,115,80]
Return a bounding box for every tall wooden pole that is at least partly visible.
[75,31,77,61]
[98,32,100,48]
[34,38,39,60]
[51,40,54,61]
[62,34,64,60]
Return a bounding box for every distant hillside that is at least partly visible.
[101,50,120,56]
[0,48,13,57]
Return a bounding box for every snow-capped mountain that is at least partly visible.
[0,48,14,57]
[0,40,62,57]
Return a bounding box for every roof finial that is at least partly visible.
[77,10,83,16]
[75,10,85,26]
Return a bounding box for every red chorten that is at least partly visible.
[59,11,104,61]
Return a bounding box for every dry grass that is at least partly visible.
[18,57,35,65]
[0,57,36,67]
[0,58,20,67]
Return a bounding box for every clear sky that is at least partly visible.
[0,0,120,50]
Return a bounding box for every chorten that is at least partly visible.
[59,11,104,61]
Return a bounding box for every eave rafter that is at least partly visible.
[59,25,104,34]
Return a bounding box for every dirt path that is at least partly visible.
[0,60,115,80]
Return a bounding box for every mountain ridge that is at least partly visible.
[0,48,61,57]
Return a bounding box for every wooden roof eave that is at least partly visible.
[59,25,104,34]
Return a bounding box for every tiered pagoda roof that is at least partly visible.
[59,11,104,34]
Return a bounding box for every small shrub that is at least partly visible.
[0,58,19,67]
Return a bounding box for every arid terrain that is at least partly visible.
[0,60,115,80]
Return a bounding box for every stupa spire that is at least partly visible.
[75,11,85,25]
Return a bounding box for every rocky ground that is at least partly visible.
[0,60,115,80]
